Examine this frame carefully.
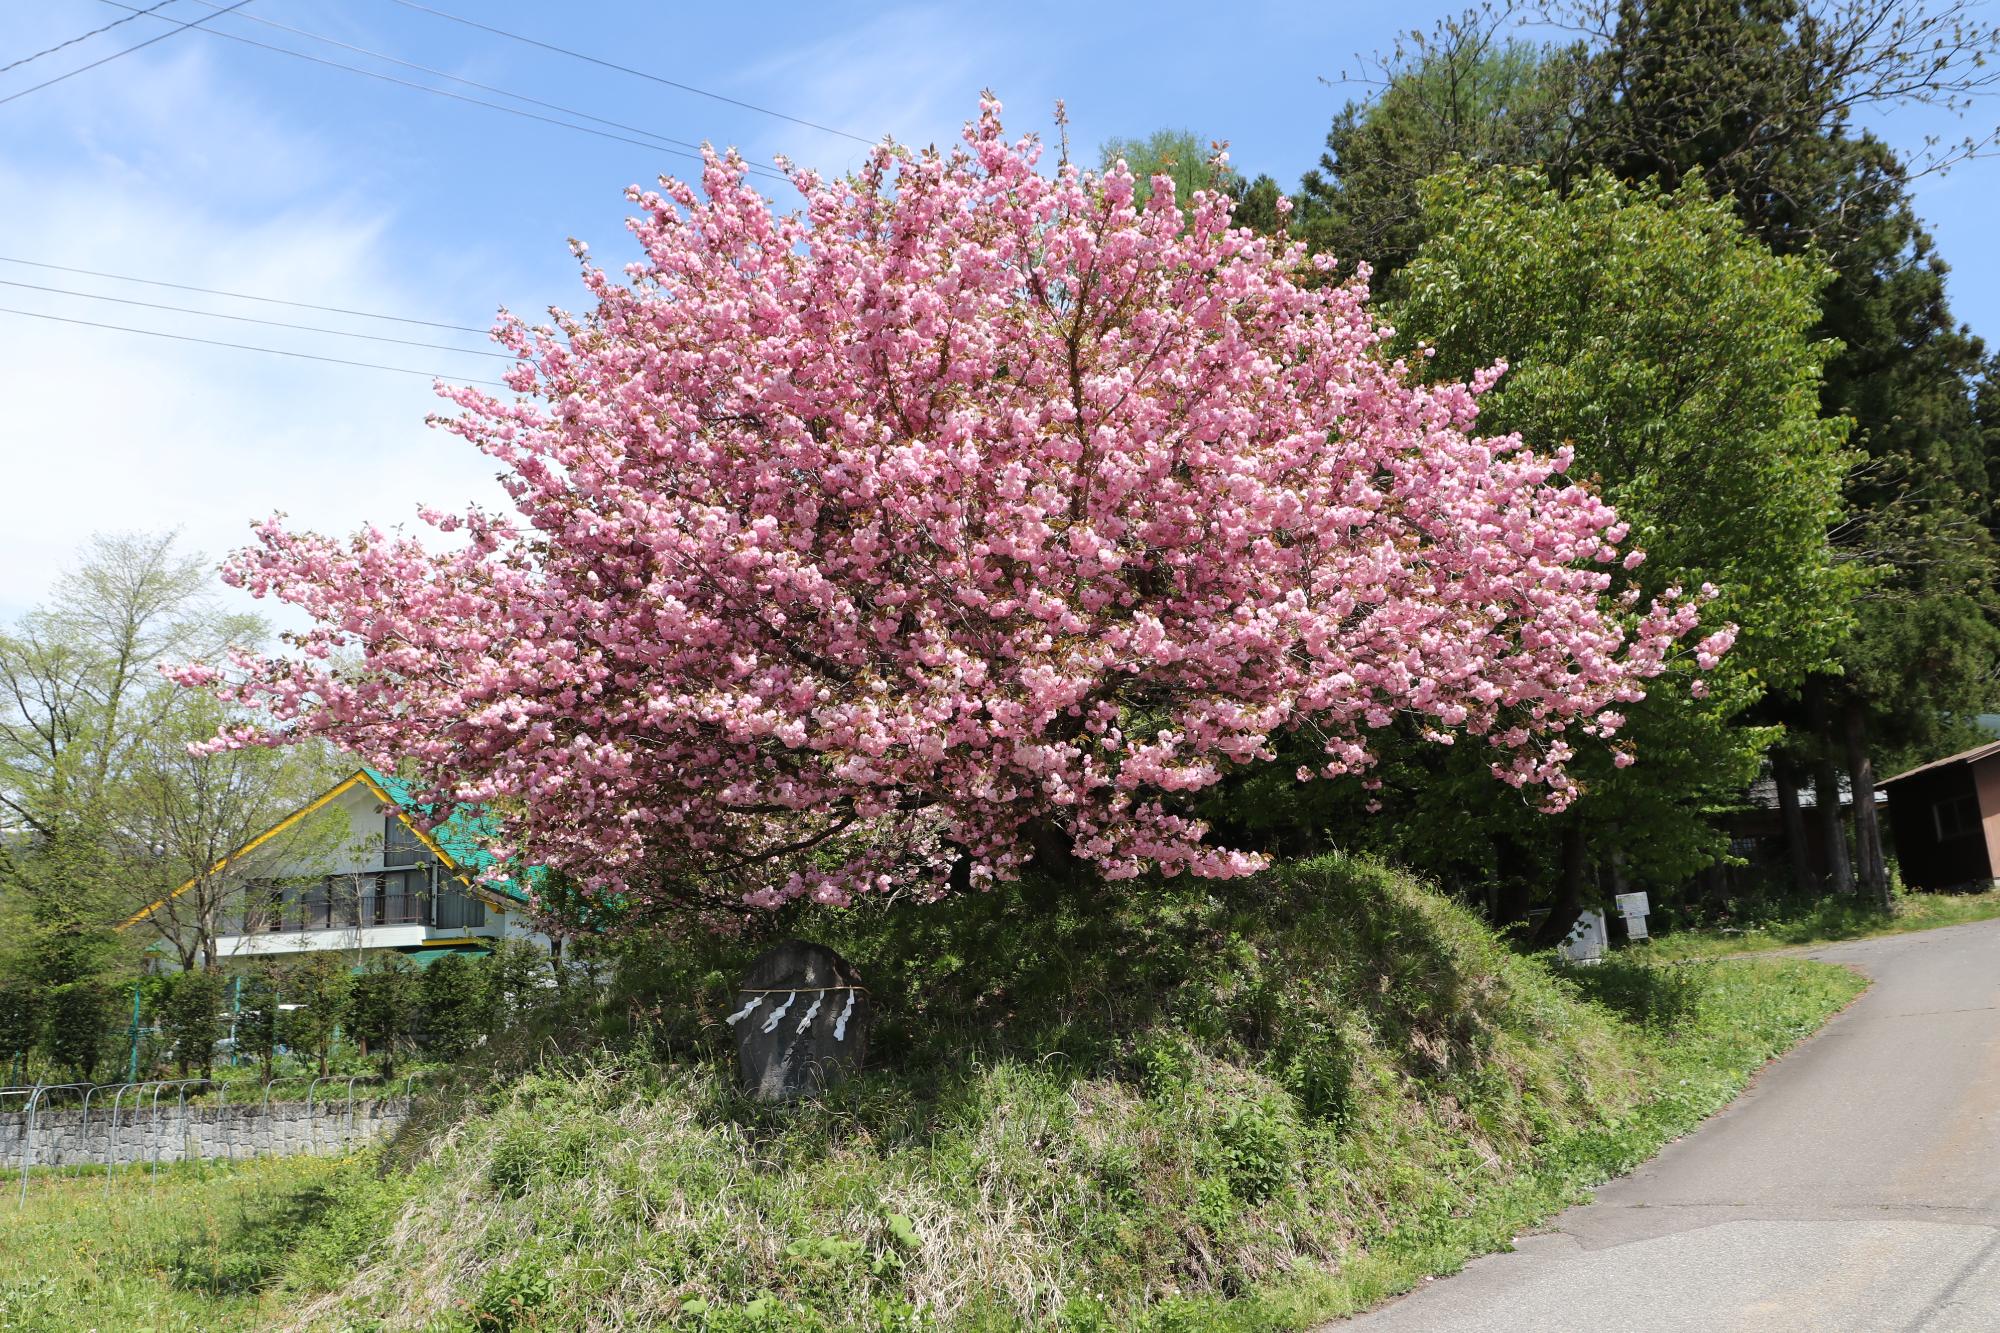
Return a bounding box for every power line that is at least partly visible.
[0,0,254,107]
[0,277,510,358]
[168,0,805,175]
[0,0,176,76]
[387,0,877,147]
[0,304,511,388]
[96,0,792,182]
[0,255,490,334]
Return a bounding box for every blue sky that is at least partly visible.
[2,0,1996,622]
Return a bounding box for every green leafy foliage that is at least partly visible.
[346,954,419,1076]
[0,979,40,1070]
[156,969,226,1078]
[276,953,351,1078]
[232,964,281,1083]
[1294,25,1581,286]
[1097,127,1285,233]
[1378,166,1853,889]
[418,953,492,1063]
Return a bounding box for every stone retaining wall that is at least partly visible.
[0,1096,409,1168]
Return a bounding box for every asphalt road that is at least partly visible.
[1335,918,2000,1332]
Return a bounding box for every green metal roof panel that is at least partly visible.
[400,944,493,968]
[363,767,541,905]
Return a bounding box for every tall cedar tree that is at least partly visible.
[1290,0,2000,910]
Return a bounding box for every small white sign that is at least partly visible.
[1615,891,1650,919]
[1559,910,1608,963]
[1624,914,1649,940]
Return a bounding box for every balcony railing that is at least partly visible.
[232,868,485,935]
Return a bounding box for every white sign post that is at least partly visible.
[1615,892,1651,942]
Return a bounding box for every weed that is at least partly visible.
[0,856,1868,1332]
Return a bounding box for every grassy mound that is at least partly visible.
[254,855,1859,1331]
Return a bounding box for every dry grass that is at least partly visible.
[286,857,1666,1331]
[0,857,1868,1331]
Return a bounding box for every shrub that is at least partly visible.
[41,981,114,1083]
[277,954,352,1077]
[156,970,226,1078]
[418,954,492,1062]
[347,954,420,1075]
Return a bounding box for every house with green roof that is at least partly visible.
[123,766,553,967]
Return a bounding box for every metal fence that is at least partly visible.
[1,1075,427,1207]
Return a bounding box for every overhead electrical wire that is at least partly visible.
[0,0,177,76]
[386,0,877,146]
[0,255,491,334]
[0,304,511,388]
[159,0,794,180]
[96,0,792,181]
[0,0,255,107]
[0,277,511,358]
[9,4,851,392]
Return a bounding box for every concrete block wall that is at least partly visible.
[0,1095,409,1168]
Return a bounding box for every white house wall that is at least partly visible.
[219,924,432,959]
[271,779,397,877]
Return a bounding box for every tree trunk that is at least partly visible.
[1772,749,1815,897]
[1842,702,1890,909]
[1807,681,1855,895]
[1533,822,1590,948]
[1491,834,1535,931]
[1813,754,1854,894]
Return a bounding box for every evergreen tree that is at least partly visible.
[156,969,225,1079]
[417,954,492,1063]
[235,963,282,1083]
[276,953,351,1078]
[346,954,419,1076]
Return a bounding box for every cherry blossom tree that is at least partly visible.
[182,98,1726,925]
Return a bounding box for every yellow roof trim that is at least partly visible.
[351,771,510,914]
[119,772,368,929]
[122,769,515,930]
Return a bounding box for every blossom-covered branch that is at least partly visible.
[182,97,1726,920]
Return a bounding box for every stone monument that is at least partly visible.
[726,939,870,1102]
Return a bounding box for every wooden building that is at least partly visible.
[1715,770,1876,890]
[1880,741,2000,891]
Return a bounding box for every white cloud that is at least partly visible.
[0,36,515,626]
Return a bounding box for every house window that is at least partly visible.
[434,886,487,930]
[1934,794,1981,841]
[376,868,431,925]
[385,815,424,867]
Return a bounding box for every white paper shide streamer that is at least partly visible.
[760,990,797,1034]
[724,995,763,1026]
[795,993,823,1034]
[834,988,856,1042]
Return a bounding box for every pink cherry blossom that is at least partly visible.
[182,98,1718,922]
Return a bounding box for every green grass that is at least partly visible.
[0,858,1869,1331]
[0,1153,409,1331]
[1647,885,2000,960]
[293,858,1861,1331]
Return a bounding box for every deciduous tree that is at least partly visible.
[188,99,1719,926]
